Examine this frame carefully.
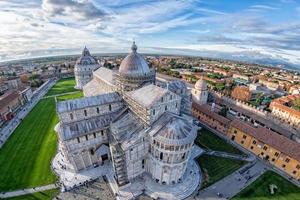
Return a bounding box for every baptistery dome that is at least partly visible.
[74,46,99,89]
[119,42,150,76]
[154,115,197,146]
[76,47,97,65]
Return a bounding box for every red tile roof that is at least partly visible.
[231,119,300,161]
[0,90,20,110]
[192,102,231,125]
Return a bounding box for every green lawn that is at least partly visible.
[195,128,244,155]
[233,171,300,200]
[197,155,246,189]
[6,189,59,200]
[45,78,78,96]
[0,78,84,192]
[0,98,58,191]
[56,91,83,101]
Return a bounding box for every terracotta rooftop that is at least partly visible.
[270,94,300,118]
[0,90,20,110]
[231,119,300,161]
[192,102,231,125]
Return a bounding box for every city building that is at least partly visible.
[54,42,200,199]
[231,86,253,102]
[18,87,33,102]
[0,90,24,122]
[270,94,300,128]
[74,47,100,89]
[229,119,300,180]
[192,103,230,135]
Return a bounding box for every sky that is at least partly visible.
[1,0,300,68]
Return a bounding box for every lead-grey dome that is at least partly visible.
[119,42,150,76]
[76,47,97,65]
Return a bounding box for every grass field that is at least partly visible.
[197,155,246,189]
[6,189,59,200]
[195,128,244,155]
[233,171,300,200]
[45,78,78,96]
[56,91,83,101]
[0,98,58,191]
[0,78,83,192]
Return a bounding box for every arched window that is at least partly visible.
[96,107,99,114]
[109,104,112,111]
[70,113,73,120]
[160,152,163,160]
[84,109,87,116]
[182,153,186,160]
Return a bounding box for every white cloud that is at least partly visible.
[0,0,299,68]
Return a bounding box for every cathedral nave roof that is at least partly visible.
[126,84,169,108]
[57,92,121,113]
[59,114,117,140]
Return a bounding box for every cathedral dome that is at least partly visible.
[76,47,97,65]
[195,77,207,90]
[119,42,150,76]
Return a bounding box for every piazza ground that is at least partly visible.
[233,171,300,200]
[0,78,82,192]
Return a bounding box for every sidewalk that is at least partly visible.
[204,150,255,162]
[0,184,57,198]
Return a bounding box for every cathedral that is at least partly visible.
[54,42,204,199]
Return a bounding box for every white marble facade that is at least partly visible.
[74,47,100,89]
[192,77,208,105]
[55,42,198,192]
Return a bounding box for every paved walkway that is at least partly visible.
[0,184,58,198]
[204,150,255,162]
[42,91,81,99]
[0,79,56,148]
[194,161,267,200]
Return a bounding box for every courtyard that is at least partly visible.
[0,78,82,192]
[233,171,300,200]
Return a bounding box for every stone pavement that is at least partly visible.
[0,184,57,198]
[56,177,115,200]
[54,145,204,200]
[0,79,56,148]
[52,151,112,190]
[204,150,255,162]
[194,161,266,200]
